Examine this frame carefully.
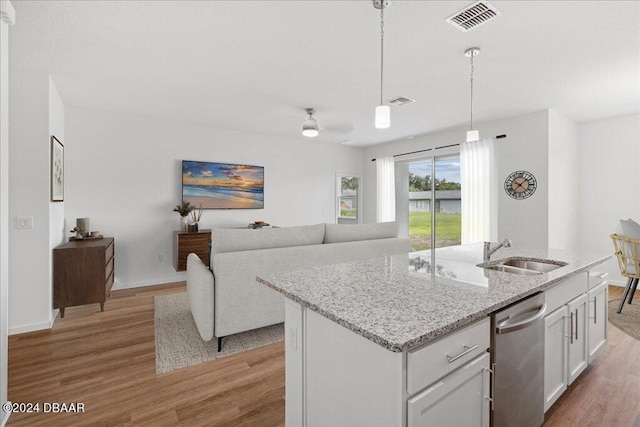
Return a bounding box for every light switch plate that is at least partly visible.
[16,217,34,229]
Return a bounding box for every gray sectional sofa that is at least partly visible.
[186,221,410,350]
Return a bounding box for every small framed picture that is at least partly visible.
[51,136,64,202]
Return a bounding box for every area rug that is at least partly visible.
[608,299,640,341]
[154,292,284,374]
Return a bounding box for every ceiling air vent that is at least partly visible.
[387,96,415,106]
[445,1,501,33]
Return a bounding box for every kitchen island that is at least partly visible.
[257,244,610,427]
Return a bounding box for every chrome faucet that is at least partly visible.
[484,238,512,262]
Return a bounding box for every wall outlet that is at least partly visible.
[16,216,34,229]
[158,254,165,262]
[288,326,297,349]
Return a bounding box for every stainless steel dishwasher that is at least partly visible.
[491,292,547,427]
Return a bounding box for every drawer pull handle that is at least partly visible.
[591,272,608,280]
[447,344,478,363]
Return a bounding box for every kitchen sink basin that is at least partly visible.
[478,257,567,275]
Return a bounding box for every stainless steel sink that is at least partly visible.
[485,264,543,275]
[499,259,566,273]
[478,257,567,275]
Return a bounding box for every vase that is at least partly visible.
[181,216,189,232]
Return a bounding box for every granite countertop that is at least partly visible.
[256,245,610,353]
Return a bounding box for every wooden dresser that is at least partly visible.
[173,229,211,271]
[53,237,115,317]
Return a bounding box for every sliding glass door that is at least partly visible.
[408,154,461,251]
[407,153,461,276]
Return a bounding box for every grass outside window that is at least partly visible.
[409,211,461,251]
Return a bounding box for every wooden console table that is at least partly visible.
[53,237,115,318]
[173,229,212,271]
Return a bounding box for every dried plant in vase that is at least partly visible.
[189,205,203,231]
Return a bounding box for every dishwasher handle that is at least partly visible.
[496,303,547,334]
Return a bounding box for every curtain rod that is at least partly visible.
[370,134,507,161]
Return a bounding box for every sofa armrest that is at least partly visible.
[187,253,215,341]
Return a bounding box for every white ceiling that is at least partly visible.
[9,1,640,147]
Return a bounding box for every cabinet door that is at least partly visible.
[408,353,490,427]
[544,306,568,412]
[567,293,588,385]
[588,281,608,362]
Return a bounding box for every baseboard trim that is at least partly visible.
[608,280,626,287]
[9,312,57,336]
[1,410,10,427]
[112,276,186,291]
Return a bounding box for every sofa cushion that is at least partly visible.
[324,221,399,244]
[212,223,325,254]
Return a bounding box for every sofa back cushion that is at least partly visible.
[324,221,399,244]
[212,223,325,254]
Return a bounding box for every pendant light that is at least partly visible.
[465,47,480,142]
[374,0,390,129]
[302,108,319,137]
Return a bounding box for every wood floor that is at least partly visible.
[6,284,640,426]
[7,283,285,427]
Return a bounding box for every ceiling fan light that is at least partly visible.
[302,112,319,137]
[466,129,479,142]
[375,105,390,129]
[302,128,319,138]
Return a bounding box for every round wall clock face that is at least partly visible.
[504,171,537,200]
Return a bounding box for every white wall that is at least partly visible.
[1,0,15,422]
[548,110,578,250]
[49,78,65,250]
[65,108,364,288]
[8,69,64,334]
[364,110,550,248]
[577,113,640,284]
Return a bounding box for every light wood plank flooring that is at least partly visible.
[6,283,640,426]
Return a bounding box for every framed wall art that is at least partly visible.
[51,136,64,202]
[181,160,264,209]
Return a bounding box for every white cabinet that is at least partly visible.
[543,269,608,413]
[408,353,490,427]
[285,298,490,427]
[567,293,588,384]
[587,281,608,361]
[544,306,568,411]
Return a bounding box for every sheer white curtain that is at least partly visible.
[376,156,396,222]
[460,138,497,243]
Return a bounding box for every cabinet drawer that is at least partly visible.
[587,271,608,290]
[105,241,114,263]
[407,317,490,395]
[546,273,588,313]
[105,256,114,280]
[408,353,490,427]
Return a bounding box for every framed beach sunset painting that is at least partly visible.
[181,160,264,209]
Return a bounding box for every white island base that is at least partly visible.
[284,299,491,427]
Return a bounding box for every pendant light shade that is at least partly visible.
[373,0,390,129]
[465,47,480,142]
[375,105,390,129]
[302,108,319,138]
[466,129,479,142]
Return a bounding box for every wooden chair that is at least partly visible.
[611,233,640,313]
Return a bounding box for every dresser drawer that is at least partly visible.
[105,271,114,297]
[105,240,114,263]
[105,256,114,280]
[407,317,490,395]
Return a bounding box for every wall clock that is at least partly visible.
[504,171,537,200]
